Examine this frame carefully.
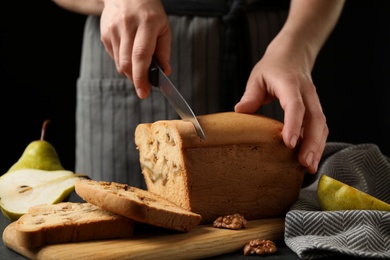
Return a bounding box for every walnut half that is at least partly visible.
[243,239,277,256]
[212,213,247,230]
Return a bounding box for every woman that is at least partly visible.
[52,0,345,187]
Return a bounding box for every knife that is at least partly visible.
[149,59,206,140]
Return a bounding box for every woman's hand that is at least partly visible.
[235,0,344,174]
[100,0,171,98]
[235,35,328,174]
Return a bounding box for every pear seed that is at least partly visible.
[19,185,33,193]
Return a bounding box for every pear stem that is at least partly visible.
[41,120,50,141]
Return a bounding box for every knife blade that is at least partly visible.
[149,59,206,140]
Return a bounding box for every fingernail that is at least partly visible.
[305,152,313,167]
[136,88,146,99]
[290,135,298,148]
[312,159,319,173]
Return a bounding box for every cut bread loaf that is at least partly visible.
[75,178,202,232]
[135,112,305,224]
[13,202,134,248]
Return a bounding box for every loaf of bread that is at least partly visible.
[75,178,202,232]
[13,202,134,248]
[135,112,305,224]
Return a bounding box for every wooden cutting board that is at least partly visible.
[3,218,284,259]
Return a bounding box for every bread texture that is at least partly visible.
[14,202,134,248]
[75,178,202,232]
[135,112,305,224]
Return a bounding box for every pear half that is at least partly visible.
[317,174,390,211]
[0,169,83,221]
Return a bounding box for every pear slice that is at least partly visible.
[0,169,85,221]
[317,174,390,211]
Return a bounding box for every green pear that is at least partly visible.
[7,140,64,172]
[0,169,86,221]
[7,120,64,173]
[317,174,390,211]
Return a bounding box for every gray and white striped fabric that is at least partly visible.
[285,142,390,259]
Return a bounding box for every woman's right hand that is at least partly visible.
[100,0,171,98]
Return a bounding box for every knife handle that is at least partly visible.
[149,59,164,87]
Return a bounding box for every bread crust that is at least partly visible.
[14,202,134,248]
[75,178,202,232]
[150,112,285,147]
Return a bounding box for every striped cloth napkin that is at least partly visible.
[285,142,390,259]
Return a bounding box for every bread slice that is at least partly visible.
[14,202,134,248]
[135,112,305,224]
[75,178,202,232]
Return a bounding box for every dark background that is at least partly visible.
[313,0,390,157]
[0,0,389,175]
[0,2,86,172]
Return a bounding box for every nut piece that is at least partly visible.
[212,213,247,230]
[243,239,277,256]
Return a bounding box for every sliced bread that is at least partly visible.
[75,178,202,232]
[14,202,134,248]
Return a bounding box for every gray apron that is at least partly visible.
[76,1,288,187]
